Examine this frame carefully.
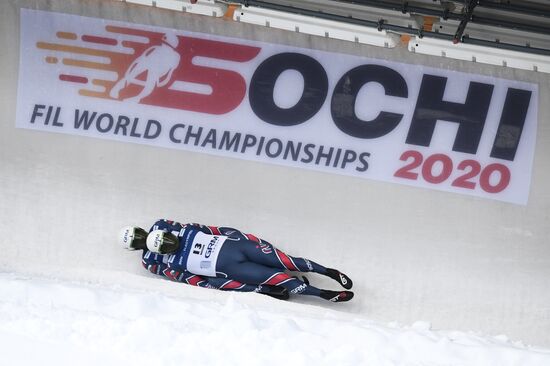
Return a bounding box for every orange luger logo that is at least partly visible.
[37,25,261,114]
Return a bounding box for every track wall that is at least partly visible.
[1,0,549,346]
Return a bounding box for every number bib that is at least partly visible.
[186,232,227,277]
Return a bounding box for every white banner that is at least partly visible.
[16,9,539,204]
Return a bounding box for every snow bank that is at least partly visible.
[1,272,548,366]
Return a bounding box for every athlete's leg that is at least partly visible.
[202,276,257,292]
[237,240,353,289]
[200,277,287,299]
[218,260,321,297]
[216,252,352,302]
[241,262,351,302]
[236,240,324,272]
[208,227,329,274]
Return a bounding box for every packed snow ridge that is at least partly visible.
[1,272,548,366]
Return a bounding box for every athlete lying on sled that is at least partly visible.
[119,219,353,302]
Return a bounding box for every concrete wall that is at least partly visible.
[1,0,549,346]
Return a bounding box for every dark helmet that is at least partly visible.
[119,226,148,250]
[146,230,180,254]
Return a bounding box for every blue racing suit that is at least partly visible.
[141,219,333,298]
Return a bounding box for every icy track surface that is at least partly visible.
[1,272,549,366]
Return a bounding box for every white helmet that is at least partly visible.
[119,226,148,250]
[147,230,180,254]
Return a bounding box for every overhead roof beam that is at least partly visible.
[232,0,435,37]
[470,15,550,36]
[335,0,460,20]
[232,0,550,56]
[476,0,550,18]
[338,0,550,35]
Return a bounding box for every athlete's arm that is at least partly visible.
[161,268,209,286]
[149,219,184,233]
[159,268,255,292]
[191,224,266,244]
[217,226,273,246]
[141,250,170,276]
[182,222,218,235]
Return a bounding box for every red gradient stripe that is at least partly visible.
[165,269,180,280]
[208,226,221,235]
[275,249,299,271]
[263,272,292,286]
[246,233,260,243]
[220,280,244,290]
[82,34,118,46]
[186,275,203,286]
[59,74,88,83]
